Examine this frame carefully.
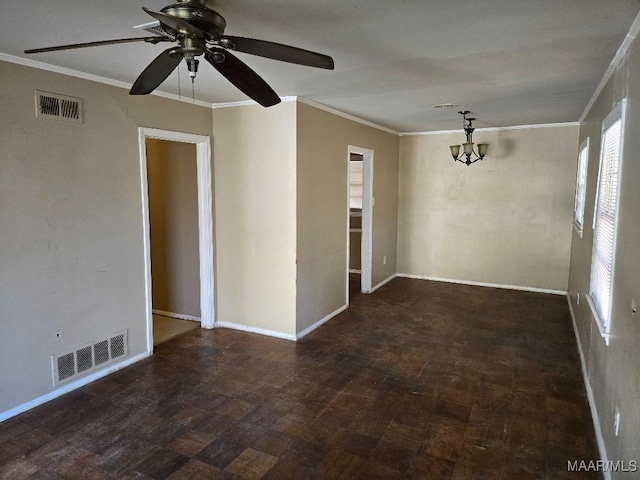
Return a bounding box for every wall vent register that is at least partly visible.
[35,90,83,124]
[52,330,127,386]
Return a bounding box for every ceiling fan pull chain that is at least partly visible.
[177,66,181,98]
[192,80,195,103]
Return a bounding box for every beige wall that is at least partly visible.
[398,125,579,291]
[146,139,200,318]
[296,102,399,334]
[0,60,212,415]
[212,102,297,336]
[567,34,640,473]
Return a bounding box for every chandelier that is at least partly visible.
[449,110,489,166]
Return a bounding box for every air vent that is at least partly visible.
[52,330,128,386]
[432,103,459,109]
[35,91,83,124]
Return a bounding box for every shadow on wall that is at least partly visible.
[488,131,516,159]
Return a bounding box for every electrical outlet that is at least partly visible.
[383,256,387,265]
[632,299,637,315]
[614,408,621,436]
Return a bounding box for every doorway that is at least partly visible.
[146,139,200,345]
[139,128,214,354]
[347,146,373,303]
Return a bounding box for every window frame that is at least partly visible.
[572,138,589,236]
[587,99,626,344]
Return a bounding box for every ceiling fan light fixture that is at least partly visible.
[186,57,199,79]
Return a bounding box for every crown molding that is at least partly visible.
[211,96,297,109]
[579,9,640,123]
[0,52,212,108]
[0,52,398,129]
[296,98,400,135]
[211,96,400,135]
[400,121,579,136]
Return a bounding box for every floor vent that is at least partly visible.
[35,91,83,124]
[52,330,128,386]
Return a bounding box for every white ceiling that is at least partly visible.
[1,0,639,132]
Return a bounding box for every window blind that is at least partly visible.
[590,109,623,330]
[573,140,589,230]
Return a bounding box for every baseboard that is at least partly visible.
[370,273,397,293]
[152,309,201,322]
[566,295,611,480]
[396,273,566,295]
[0,352,150,424]
[215,322,296,342]
[296,304,349,340]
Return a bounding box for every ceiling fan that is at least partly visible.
[24,0,335,107]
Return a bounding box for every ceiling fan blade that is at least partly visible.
[130,48,184,95]
[24,36,171,54]
[205,47,281,107]
[220,36,334,70]
[142,7,206,38]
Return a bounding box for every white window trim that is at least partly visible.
[587,99,626,345]
[572,137,589,237]
[586,295,611,346]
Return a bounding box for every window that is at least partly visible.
[589,100,625,335]
[573,138,589,234]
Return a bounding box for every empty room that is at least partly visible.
[1,1,639,479]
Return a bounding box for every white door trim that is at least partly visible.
[138,128,215,355]
[347,146,374,301]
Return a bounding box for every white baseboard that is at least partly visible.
[0,352,150,424]
[152,309,201,322]
[296,304,348,340]
[370,273,397,293]
[566,295,610,480]
[215,322,296,342]
[396,273,566,295]
[217,304,350,343]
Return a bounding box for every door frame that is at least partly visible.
[347,145,374,303]
[138,127,215,354]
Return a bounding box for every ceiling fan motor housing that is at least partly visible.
[162,0,226,39]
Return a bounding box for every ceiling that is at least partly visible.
[1,0,639,132]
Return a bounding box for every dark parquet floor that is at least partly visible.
[0,278,601,479]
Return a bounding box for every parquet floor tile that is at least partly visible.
[0,279,601,479]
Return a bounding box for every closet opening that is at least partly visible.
[347,146,373,304]
[139,128,214,354]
